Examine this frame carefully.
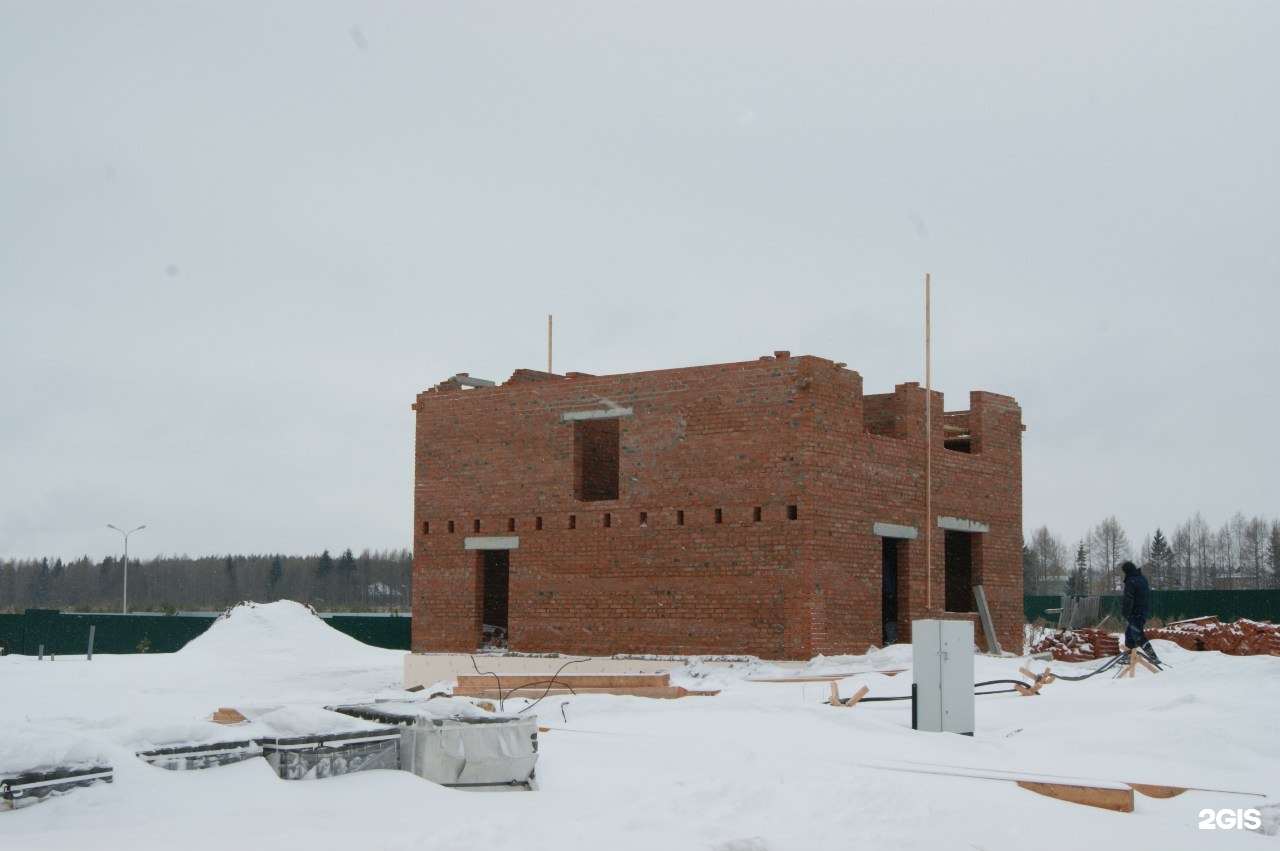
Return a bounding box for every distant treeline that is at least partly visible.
[1025,512,1280,596]
[0,548,412,614]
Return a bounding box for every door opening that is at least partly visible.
[944,530,975,612]
[881,538,900,645]
[481,550,510,648]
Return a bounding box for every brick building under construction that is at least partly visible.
[411,352,1023,658]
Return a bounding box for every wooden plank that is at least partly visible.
[211,708,248,725]
[749,670,905,683]
[1128,783,1186,799]
[973,585,1002,655]
[453,685,716,699]
[455,673,671,690]
[1016,780,1134,813]
[826,683,870,707]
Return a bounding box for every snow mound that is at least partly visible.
[177,601,384,664]
[247,706,388,739]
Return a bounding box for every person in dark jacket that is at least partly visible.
[1120,560,1160,664]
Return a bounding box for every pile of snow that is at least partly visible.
[0,601,406,780]
[178,601,385,665]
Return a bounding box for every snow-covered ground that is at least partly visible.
[1,601,1276,850]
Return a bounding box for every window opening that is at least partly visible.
[676,510,685,526]
[535,516,543,531]
[508,517,516,532]
[787,505,798,520]
[714,508,723,524]
[569,514,577,530]
[473,519,481,533]
[753,507,762,523]
[604,512,612,528]
[574,418,620,501]
[422,521,429,535]
[639,511,648,526]
[448,520,455,534]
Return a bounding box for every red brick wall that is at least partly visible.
[412,353,1023,658]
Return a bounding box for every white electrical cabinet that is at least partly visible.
[912,619,975,736]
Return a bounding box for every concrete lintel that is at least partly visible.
[463,536,519,550]
[873,522,918,540]
[560,407,634,422]
[937,516,990,534]
[450,374,496,387]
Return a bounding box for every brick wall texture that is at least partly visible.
[411,353,1023,658]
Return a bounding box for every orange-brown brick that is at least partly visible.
[411,353,1023,658]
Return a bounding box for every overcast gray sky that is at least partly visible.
[2,1,1276,564]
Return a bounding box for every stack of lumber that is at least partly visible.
[452,672,718,699]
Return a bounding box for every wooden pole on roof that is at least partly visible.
[925,273,933,611]
[548,314,553,374]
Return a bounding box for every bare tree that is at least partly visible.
[1026,526,1068,595]
[1237,515,1267,590]
[1088,516,1132,594]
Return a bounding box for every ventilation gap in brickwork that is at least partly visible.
[448,521,455,534]
[507,517,516,532]
[473,519,481,533]
[787,505,798,520]
[677,510,685,526]
[569,514,577,530]
[422,521,429,535]
[715,508,723,524]
[536,516,543,531]
[639,511,648,526]
[753,507,762,523]
[603,512,612,528]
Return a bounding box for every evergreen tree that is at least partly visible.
[223,555,238,602]
[268,555,283,592]
[338,548,356,576]
[1149,528,1174,588]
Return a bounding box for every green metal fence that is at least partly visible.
[5,592,1274,656]
[0,609,410,657]
[1025,590,1280,626]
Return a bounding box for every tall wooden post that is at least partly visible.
[925,273,933,611]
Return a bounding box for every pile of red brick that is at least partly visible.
[1030,629,1120,662]
[1031,618,1280,661]
[1146,617,1280,656]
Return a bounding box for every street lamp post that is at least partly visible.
[107,524,146,614]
